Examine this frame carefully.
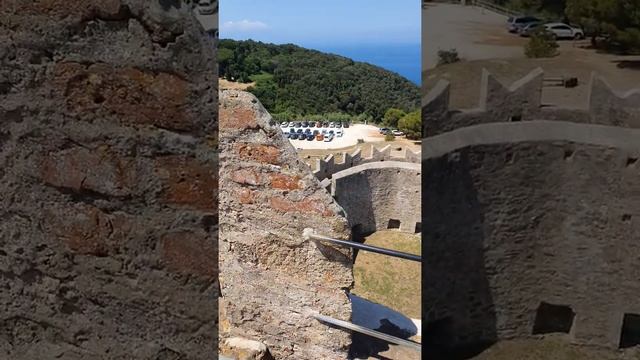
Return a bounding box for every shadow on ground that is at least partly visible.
[348,294,419,359]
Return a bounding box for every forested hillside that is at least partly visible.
[218,39,420,122]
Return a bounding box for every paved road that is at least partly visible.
[422,3,523,70]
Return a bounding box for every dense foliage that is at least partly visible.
[566,0,640,53]
[397,110,422,140]
[383,108,406,128]
[437,48,461,66]
[218,39,420,122]
[525,28,559,57]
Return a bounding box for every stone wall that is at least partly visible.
[313,145,421,181]
[422,71,640,351]
[424,137,640,350]
[423,68,640,136]
[0,1,217,359]
[218,90,353,360]
[332,162,422,234]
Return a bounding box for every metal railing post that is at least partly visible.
[314,314,422,352]
[303,229,422,262]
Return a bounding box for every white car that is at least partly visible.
[392,129,404,136]
[288,121,295,127]
[198,0,217,15]
[280,121,288,127]
[542,22,584,40]
[336,129,344,137]
[324,134,333,142]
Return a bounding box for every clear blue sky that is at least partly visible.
[220,0,420,47]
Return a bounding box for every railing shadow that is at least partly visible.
[348,294,419,359]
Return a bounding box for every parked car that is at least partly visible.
[306,133,315,141]
[507,16,541,33]
[302,121,309,127]
[542,22,584,39]
[288,121,295,127]
[392,129,404,136]
[321,129,328,134]
[336,129,344,137]
[197,0,217,15]
[280,121,288,127]
[520,22,545,37]
[343,122,350,128]
[329,122,335,128]
[379,127,389,134]
[313,130,319,135]
[316,133,324,141]
[290,133,299,140]
[315,122,322,128]
[324,134,333,142]
[322,122,329,128]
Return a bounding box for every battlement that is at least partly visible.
[312,145,421,180]
[423,68,640,136]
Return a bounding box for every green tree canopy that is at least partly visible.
[218,39,420,122]
[383,108,406,128]
[398,110,422,140]
[566,0,640,52]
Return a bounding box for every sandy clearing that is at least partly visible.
[219,78,255,90]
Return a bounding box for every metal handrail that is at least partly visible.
[314,314,422,352]
[303,229,422,262]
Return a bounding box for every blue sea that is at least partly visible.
[313,43,421,86]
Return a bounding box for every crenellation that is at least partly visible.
[423,68,640,136]
[312,145,421,181]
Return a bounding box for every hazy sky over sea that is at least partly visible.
[220,0,420,47]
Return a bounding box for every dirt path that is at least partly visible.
[423,3,522,70]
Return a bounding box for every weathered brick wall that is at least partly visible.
[219,90,353,360]
[0,1,217,358]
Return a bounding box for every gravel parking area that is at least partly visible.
[284,124,386,150]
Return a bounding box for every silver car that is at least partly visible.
[507,16,541,33]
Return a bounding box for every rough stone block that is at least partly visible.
[154,155,217,211]
[40,147,136,197]
[235,143,281,165]
[53,62,191,131]
[161,230,216,279]
[269,173,302,190]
